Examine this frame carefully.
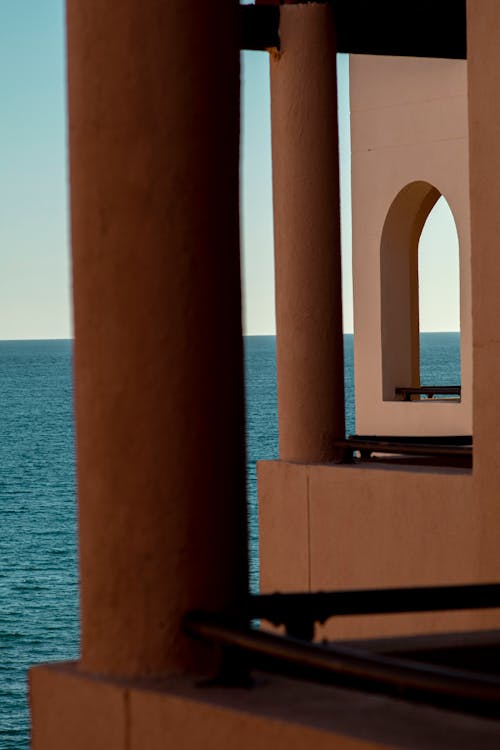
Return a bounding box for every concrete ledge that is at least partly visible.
[30,661,500,750]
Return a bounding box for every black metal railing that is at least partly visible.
[395,386,461,401]
[333,434,472,467]
[185,583,500,718]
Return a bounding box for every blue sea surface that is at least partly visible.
[0,341,78,750]
[420,331,461,387]
[0,333,461,748]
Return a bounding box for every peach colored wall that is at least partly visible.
[31,662,500,750]
[259,34,500,640]
[350,56,472,437]
[259,460,500,640]
[467,0,500,581]
[31,664,388,750]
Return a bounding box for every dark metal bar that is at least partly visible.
[334,434,472,466]
[334,438,471,459]
[395,386,461,401]
[249,583,500,639]
[351,434,472,446]
[185,613,500,716]
[240,4,280,51]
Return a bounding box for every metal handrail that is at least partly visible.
[395,386,461,401]
[185,610,500,717]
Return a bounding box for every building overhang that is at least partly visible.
[241,0,467,59]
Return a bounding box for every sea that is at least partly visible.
[0,332,461,749]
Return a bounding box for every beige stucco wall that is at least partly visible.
[351,55,472,437]
[31,665,393,750]
[467,0,500,581]
[30,662,500,750]
[259,36,500,642]
[259,460,500,640]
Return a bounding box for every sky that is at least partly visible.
[0,2,70,340]
[0,3,459,339]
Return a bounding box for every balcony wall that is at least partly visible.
[30,662,500,750]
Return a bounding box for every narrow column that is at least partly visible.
[270,3,345,463]
[67,0,248,677]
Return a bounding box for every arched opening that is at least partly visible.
[380,182,461,402]
[418,196,461,393]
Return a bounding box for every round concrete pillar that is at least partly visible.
[270,4,345,463]
[67,0,248,677]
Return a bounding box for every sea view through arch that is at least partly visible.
[0,332,461,749]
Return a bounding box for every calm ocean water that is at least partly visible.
[0,341,77,750]
[0,333,460,748]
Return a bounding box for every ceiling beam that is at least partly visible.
[240,4,280,51]
[241,1,466,60]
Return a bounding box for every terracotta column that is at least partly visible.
[67,0,248,677]
[270,3,345,463]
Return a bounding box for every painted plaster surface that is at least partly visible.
[30,663,500,750]
[260,51,480,643]
[258,459,500,640]
[467,0,500,582]
[259,460,310,593]
[270,4,345,463]
[66,0,248,678]
[350,55,472,436]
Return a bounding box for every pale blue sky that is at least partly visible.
[0,1,70,340]
[0,4,459,339]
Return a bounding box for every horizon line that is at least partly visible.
[0,330,461,343]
